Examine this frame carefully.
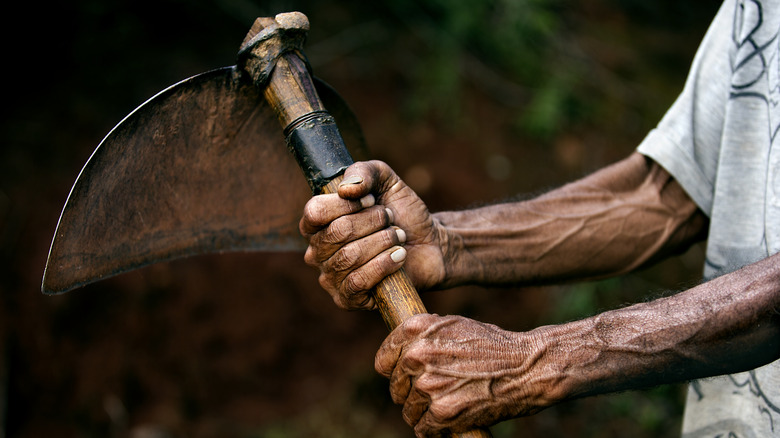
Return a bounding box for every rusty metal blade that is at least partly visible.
[42,66,366,294]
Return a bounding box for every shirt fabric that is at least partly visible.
[636,0,780,436]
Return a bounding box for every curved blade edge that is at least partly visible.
[42,67,367,294]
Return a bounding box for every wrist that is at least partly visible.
[433,205,543,288]
[530,306,687,404]
[481,326,580,416]
[432,211,487,289]
[519,322,594,406]
[509,316,643,408]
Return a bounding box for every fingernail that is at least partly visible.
[395,227,406,243]
[340,175,363,186]
[360,194,375,208]
[390,247,407,263]
[385,208,394,223]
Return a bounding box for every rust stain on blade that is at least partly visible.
[42,67,366,294]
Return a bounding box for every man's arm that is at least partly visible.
[299,152,708,308]
[436,151,708,288]
[375,253,780,436]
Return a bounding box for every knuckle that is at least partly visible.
[428,401,458,424]
[330,245,360,271]
[303,247,317,266]
[326,217,354,244]
[351,161,374,178]
[383,227,399,247]
[367,159,390,174]
[372,205,391,227]
[403,313,436,335]
[402,343,428,366]
[318,273,336,293]
[298,217,310,238]
[330,292,350,310]
[413,420,439,438]
[349,292,374,310]
[391,387,407,405]
[302,200,328,228]
[344,269,371,294]
[414,374,435,394]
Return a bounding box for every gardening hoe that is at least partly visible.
[42,12,492,438]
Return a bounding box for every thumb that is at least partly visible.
[337,160,391,200]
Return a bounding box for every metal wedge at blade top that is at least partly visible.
[42,67,366,294]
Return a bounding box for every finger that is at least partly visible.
[306,206,397,263]
[320,224,405,273]
[375,313,433,377]
[414,416,446,438]
[337,245,407,307]
[389,368,413,406]
[415,398,464,438]
[299,193,375,236]
[316,238,406,311]
[402,385,431,428]
[337,161,398,200]
[322,280,376,311]
[375,326,407,378]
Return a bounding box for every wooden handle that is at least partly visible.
[321,177,426,331]
[322,182,493,438]
[242,16,492,436]
[271,54,493,438]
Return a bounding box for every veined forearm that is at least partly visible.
[434,153,707,288]
[539,252,780,403]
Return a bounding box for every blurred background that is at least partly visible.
[2,0,721,436]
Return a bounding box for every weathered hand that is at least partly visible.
[375,314,552,436]
[299,160,446,310]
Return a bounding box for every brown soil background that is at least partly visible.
[2,1,721,437]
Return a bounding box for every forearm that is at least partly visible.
[373,255,778,431]
[531,253,780,404]
[434,152,708,288]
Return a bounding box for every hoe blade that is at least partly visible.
[42,66,366,294]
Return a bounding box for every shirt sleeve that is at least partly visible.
[636,0,735,217]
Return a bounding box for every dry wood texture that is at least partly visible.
[249,13,493,437]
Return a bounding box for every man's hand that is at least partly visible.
[374,314,553,436]
[373,251,780,437]
[299,160,446,310]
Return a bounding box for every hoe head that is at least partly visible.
[42,66,366,294]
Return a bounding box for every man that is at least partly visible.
[299,0,780,436]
